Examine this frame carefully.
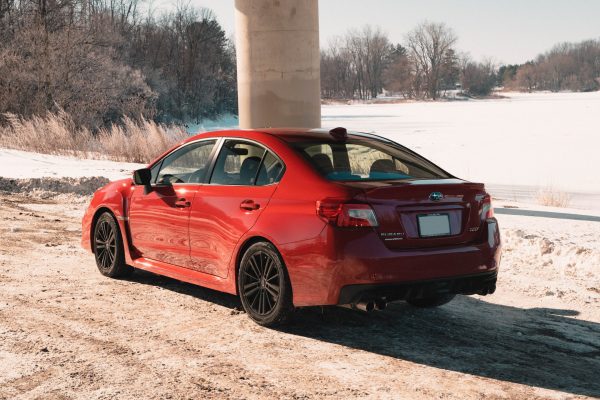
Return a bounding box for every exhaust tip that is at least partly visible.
[374,299,387,311]
[353,301,375,312]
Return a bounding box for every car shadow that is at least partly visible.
[122,269,242,310]
[121,270,600,397]
[282,297,600,398]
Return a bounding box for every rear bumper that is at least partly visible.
[280,218,501,306]
[337,271,497,304]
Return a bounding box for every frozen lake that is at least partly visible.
[192,92,600,195]
[322,92,600,194]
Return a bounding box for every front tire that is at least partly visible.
[407,294,456,308]
[238,242,293,327]
[93,212,133,278]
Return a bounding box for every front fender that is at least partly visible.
[81,179,136,264]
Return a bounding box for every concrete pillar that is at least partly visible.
[234,0,321,129]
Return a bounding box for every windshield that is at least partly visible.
[292,138,451,181]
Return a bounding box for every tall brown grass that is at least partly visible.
[536,187,571,208]
[0,111,188,163]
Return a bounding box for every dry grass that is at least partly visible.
[536,187,571,208]
[0,111,188,163]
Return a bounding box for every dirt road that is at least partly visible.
[1,193,599,399]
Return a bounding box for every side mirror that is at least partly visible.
[133,168,152,194]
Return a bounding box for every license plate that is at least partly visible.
[418,214,451,237]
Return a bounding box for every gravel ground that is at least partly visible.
[1,193,599,399]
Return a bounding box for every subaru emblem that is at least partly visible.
[429,192,443,201]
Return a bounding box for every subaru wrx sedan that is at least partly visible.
[82,128,501,326]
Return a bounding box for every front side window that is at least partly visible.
[293,138,450,181]
[153,140,217,184]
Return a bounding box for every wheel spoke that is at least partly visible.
[99,222,107,241]
[244,270,259,281]
[244,284,260,298]
[260,291,267,314]
[99,249,107,268]
[107,247,115,264]
[107,231,115,246]
[249,256,262,279]
[264,258,273,279]
[265,282,279,300]
[264,289,272,310]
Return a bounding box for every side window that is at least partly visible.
[210,140,266,185]
[256,151,284,185]
[155,140,217,184]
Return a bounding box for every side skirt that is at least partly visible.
[132,257,237,295]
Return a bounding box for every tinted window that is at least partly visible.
[210,140,266,185]
[256,151,284,185]
[293,138,450,181]
[154,140,217,184]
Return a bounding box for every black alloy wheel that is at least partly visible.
[93,212,132,278]
[238,242,293,326]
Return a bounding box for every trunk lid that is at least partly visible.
[343,179,489,249]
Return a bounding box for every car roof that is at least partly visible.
[185,128,393,144]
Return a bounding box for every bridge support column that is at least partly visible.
[234,0,321,129]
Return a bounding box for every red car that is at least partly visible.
[82,128,501,326]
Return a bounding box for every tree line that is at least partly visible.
[321,22,600,100]
[1,4,599,129]
[321,22,498,100]
[0,0,237,130]
[501,40,600,92]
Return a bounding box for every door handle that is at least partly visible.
[175,198,191,208]
[240,199,260,211]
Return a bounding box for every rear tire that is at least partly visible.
[238,242,294,327]
[93,212,133,278]
[407,294,456,308]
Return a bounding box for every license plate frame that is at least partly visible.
[417,213,451,238]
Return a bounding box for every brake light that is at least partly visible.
[317,200,378,227]
[482,194,494,219]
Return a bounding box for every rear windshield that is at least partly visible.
[292,138,451,181]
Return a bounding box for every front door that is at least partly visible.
[129,139,218,266]
[188,139,284,278]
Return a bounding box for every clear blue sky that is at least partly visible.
[153,0,600,65]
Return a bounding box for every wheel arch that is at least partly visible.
[89,206,134,264]
[234,236,292,298]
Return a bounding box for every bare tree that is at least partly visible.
[320,26,393,100]
[460,55,497,96]
[0,0,237,129]
[405,21,457,99]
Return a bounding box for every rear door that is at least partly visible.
[128,139,218,266]
[188,139,284,278]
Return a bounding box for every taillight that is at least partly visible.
[482,194,494,219]
[317,200,379,227]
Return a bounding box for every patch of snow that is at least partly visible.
[0,148,143,181]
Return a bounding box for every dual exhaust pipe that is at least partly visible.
[351,298,387,312]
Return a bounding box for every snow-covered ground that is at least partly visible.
[0,148,143,181]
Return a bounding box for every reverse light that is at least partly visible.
[317,200,379,227]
